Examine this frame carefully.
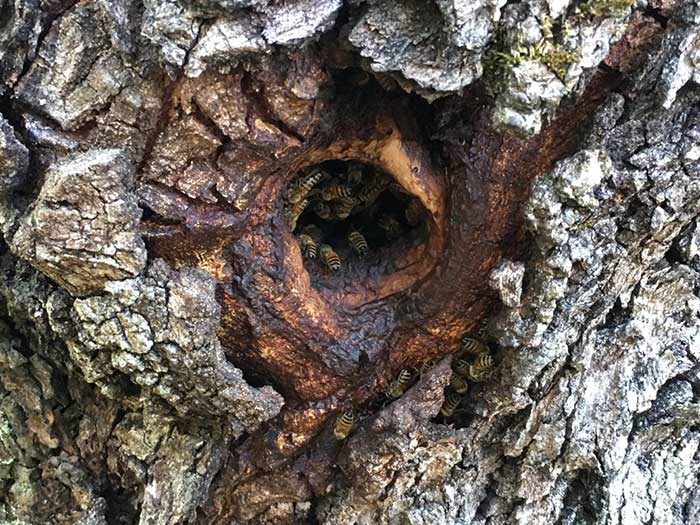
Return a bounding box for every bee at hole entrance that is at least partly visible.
[282,159,430,279]
[385,368,414,400]
[334,406,355,440]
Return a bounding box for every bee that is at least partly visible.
[284,198,309,231]
[314,201,332,220]
[297,234,317,259]
[333,197,355,219]
[302,168,325,190]
[285,181,302,203]
[301,223,322,241]
[333,406,355,440]
[453,357,470,378]
[461,336,489,356]
[356,179,388,206]
[377,214,402,239]
[419,359,437,375]
[440,392,461,417]
[286,169,324,204]
[321,184,353,201]
[386,368,413,399]
[450,373,468,394]
[319,244,341,271]
[346,163,364,185]
[347,229,368,257]
[468,353,494,382]
[404,199,423,226]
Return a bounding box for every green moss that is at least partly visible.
[483,48,521,90]
[484,0,632,92]
[541,47,578,81]
[483,18,579,92]
[484,42,578,90]
[577,0,635,17]
[482,23,517,93]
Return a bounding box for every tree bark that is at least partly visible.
[1,0,699,524]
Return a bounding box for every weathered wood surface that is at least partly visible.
[1,1,699,524]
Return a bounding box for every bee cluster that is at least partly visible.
[283,161,425,273]
[381,334,497,417]
[332,335,496,440]
[333,368,416,442]
[439,335,496,418]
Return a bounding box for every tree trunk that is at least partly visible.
[1,0,699,524]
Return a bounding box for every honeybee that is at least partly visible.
[356,179,388,206]
[301,223,322,241]
[461,336,489,357]
[297,234,317,259]
[319,244,341,271]
[284,198,309,231]
[346,163,364,185]
[419,359,437,375]
[333,197,355,219]
[321,184,353,201]
[377,214,402,239]
[468,354,494,382]
[386,369,413,399]
[334,406,355,440]
[314,201,332,220]
[285,181,302,203]
[440,392,461,417]
[453,357,470,378]
[404,199,422,226]
[347,229,368,257]
[286,169,324,203]
[449,373,468,394]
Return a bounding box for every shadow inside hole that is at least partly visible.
[284,160,429,290]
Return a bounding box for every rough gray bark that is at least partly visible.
[1,1,699,524]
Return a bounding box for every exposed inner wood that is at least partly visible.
[142,24,641,457]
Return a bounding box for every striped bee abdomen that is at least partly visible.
[321,184,353,201]
[284,198,309,231]
[347,230,368,257]
[453,357,469,377]
[320,244,341,271]
[467,353,494,382]
[440,392,461,417]
[298,234,317,259]
[450,373,468,394]
[386,368,413,399]
[333,197,355,219]
[334,407,355,440]
[461,336,489,356]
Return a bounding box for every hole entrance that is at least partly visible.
[284,160,430,295]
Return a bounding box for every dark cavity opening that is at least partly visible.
[283,160,429,290]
